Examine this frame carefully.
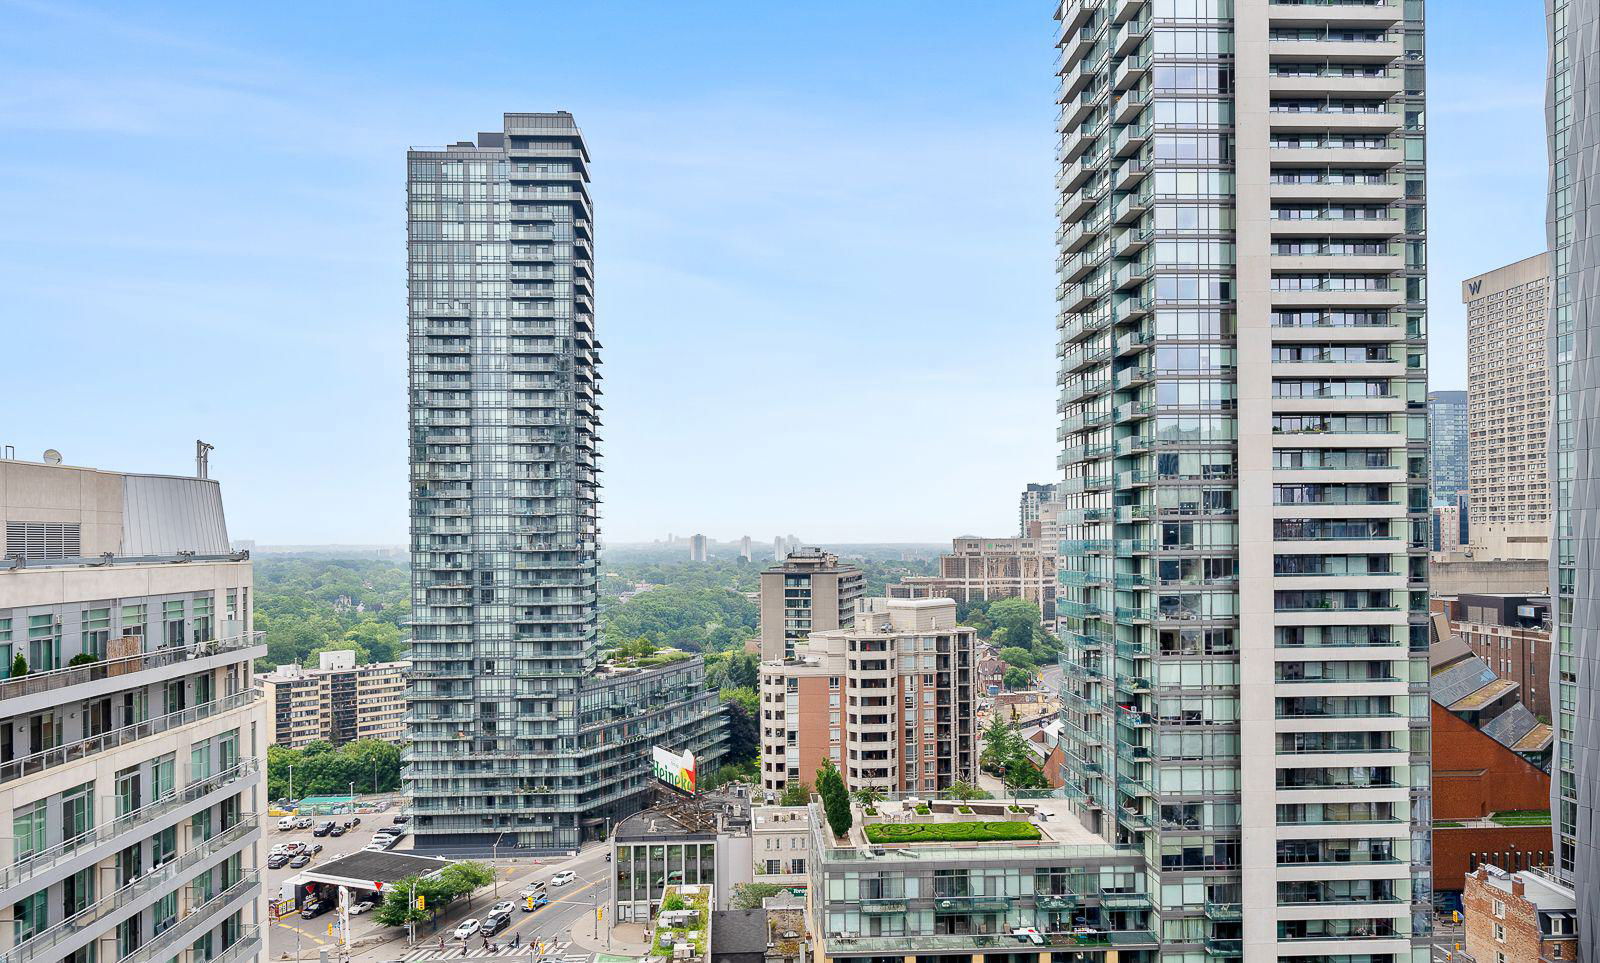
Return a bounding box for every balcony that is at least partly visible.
[1,821,258,963]
[0,759,260,899]
[119,875,261,963]
[0,634,262,718]
[0,689,262,787]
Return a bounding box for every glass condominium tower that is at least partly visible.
[1550,0,1600,953]
[406,112,726,851]
[1053,1,1430,960]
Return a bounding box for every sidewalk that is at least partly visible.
[566,921,649,959]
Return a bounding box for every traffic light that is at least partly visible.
[416,894,426,911]
[1453,910,1461,924]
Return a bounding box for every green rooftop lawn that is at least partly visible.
[1491,810,1551,826]
[864,821,1042,845]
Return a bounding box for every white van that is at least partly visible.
[277,816,296,831]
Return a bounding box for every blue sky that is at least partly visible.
[0,0,1548,544]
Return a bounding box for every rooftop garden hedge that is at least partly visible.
[864,821,1042,844]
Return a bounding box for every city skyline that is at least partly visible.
[0,0,1548,545]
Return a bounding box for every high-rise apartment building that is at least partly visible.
[1465,254,1551,560]
[1019,482,1063,537]
[690,534,708,562]
[757,598,975,795]
[1428,389,1467,504]
[757,550,865,661]
[772,537,785,562]
[0,456,266,963]
[406,112,726,851]
[1549,1,1600,953]
[260,651,410,748]
[740,536,752,561]
[1053,3,1430,959]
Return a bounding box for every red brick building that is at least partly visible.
[1462,865,1576,963]
[1440,593,1554,721]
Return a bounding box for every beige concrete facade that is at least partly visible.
[1464,253,1551,560]
[758,597,975,796]
[0,457,266,963]
[758,550,865,661]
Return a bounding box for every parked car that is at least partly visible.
[310,844,323,854]
[349,816,361,826]
[296,816,314,829]
[350,900,375,915]
[289,854,311,869]
[329,825,347,837]
[284,842,307,856]
[267,853,290,870]
[312,821,335,837]
[481,914,509,936]
[277,816,297,831]
[453,919,481,940]
[392,813,411,824]
[550,870,575,887]
[301,899,331,920]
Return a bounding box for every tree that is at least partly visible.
[815,760,852,838]
[723,651,759,689]
[1003,757,1050,791]
[731,883,787,910]
[980,715,1025,776]
[944,779,991,800]
[9,654,25,678]
[998,646,1036,670]
[1002,666,1035,691]
[852,786,885,810]
[719,687,760,766]
[778,781,811,807]
[988,598,1044,650]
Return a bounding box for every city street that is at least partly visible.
[267,823,619,963]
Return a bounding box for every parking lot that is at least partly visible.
[267,817,614,961]
[266,811,417,953]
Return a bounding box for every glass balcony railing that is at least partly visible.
[118,874,261,963]
[1,820,256,963]
[0,759,258,894]
[0,689,262,787]
[0,634,262,705]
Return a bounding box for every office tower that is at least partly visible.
[406,112,726,850]
[773,537,785,561]
[1428,389,1467,504]
[1054,3,1430,959]
[1465,254,1552,560]
[757,549,865,661]
[0,455,266,963]
[886,536,1059,619]
[260,651,411,748]
[786,534,800,555]
[757,598,975,795]
[1550,1,1600,953]
[690,533,708,562]
[1019,482,1063,537]
[739,535,752,561]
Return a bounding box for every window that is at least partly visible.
[80,607,110,658]
[218,730,239,771]
[61,782,94,845]
[1493,897,1506,918]
[120,603,146,638]
[115,766,141,817]
[152,754,176,801]
[163,600,185,646]
[153,890,177,935]
[191,808,214,844]
[191,740,213,783]
[1494,922,1506,942]
[63,867,93,917]
[26,615,58,672]
[14,888,47,942]
[12,800,46,862]
[152,825,177,866]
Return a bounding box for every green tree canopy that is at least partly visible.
[778,781,811,807]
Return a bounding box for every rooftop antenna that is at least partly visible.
[195,440,214,479]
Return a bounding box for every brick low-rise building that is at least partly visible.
[758,597,975,795]
[1463,865,1576,963]
[1441,593,1553,721]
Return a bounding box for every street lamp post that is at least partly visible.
[287,765,294,805]
[408,877,419,948]
[492,832,506,897]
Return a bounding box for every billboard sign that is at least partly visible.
[652,746,697,795]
